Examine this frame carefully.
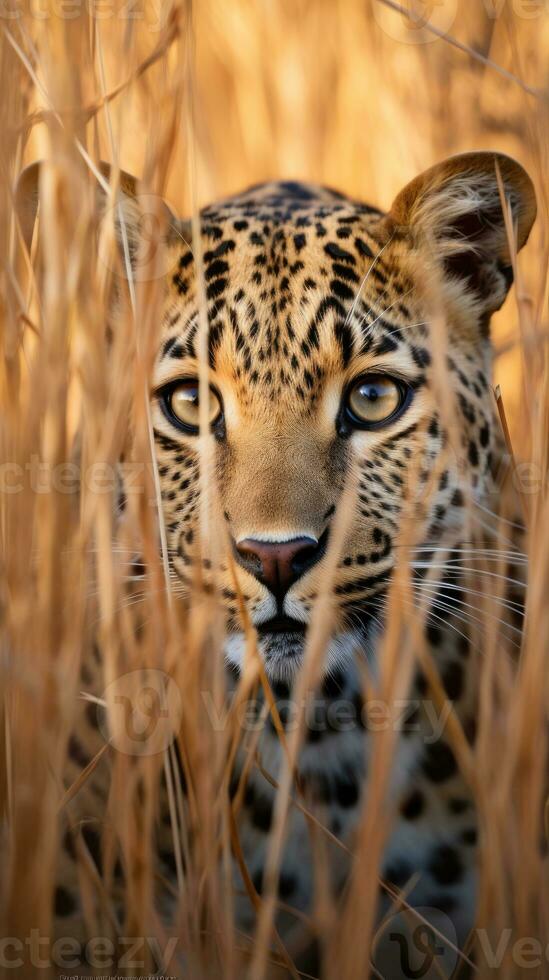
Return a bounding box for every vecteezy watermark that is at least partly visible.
[96,668,183,756]
[476,930,549,970]
[0,0,545,26]
[0,458,145,496]
[2,926,548,972]
[88,668,454,758]
[0,932,178,970]
[0,0,169,32]
[0,451,547,500]
[201,691,453,743]
[372,0,548,44]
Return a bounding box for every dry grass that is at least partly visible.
[0,2,547,978]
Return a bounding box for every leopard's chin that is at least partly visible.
[224,627,307,681]
[257,631,307,678]
[224,625,378,683]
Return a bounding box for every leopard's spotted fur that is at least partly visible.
[20,152,535,977]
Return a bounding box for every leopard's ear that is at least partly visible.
[389,151,537,317]
[15,160,185,278]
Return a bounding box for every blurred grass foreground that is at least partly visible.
[0,2,547,979]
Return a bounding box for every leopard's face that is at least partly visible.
[147,159,535,679]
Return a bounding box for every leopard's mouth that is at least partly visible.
[257,615,307,636]
[224,617,378,681]
[225,598,383,679]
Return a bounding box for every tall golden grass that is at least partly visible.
[0,1,547,978]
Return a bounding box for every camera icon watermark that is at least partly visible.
[372,905,459,978]
[373,0,548,43]
[97,668,182,756]
[98,192,181,284]
[372,1,459,44]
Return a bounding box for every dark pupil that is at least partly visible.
[362,384,380,402]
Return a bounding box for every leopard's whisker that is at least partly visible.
[344,232,395,328]
[413,578,524,614]
[381,592,472,648]
[361,285,415,334]
[397,544,527,561]
[409,563,526,588]
[472,498,526,531]
[464,511,518,550]
[385,319,429,336]
[375,590,487,658]
[411,588,522,641]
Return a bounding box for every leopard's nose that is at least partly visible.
[234,535,324,598]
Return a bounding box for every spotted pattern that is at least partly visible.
[50,155,536,975]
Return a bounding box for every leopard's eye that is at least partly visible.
[159,379,223,434]
[345,374,410,429]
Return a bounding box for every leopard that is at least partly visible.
[15,151,536,978]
